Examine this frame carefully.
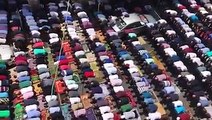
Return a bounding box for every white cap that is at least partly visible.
[176,117,180,120]
[177,4,183,7]
[197,102,202,107]
[24,114,27,119]
[54,61,59,65]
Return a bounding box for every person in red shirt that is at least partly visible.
[84,71,95,78]
[177,113,190,120]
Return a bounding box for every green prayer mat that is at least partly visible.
[73,73,80,83]
[14,104,23,119]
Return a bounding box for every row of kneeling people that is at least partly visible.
[122,31,190,120]
[74,5,126,119]
[146,18,212,118]
[106,29,160,120]
[46,1,91,119]
[164,11,212,84]
[172,1,212,49]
